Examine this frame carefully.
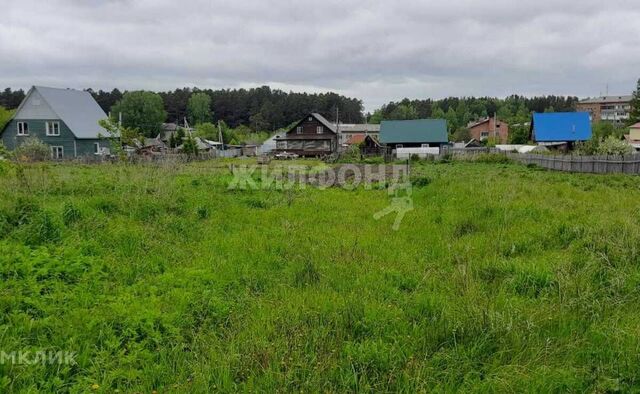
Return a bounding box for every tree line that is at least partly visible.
[90,86,364,133]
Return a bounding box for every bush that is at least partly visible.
[411,176,432,187]
[598,136,633,156]
[15,138,51,162]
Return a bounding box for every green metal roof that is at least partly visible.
[379,119,448,144]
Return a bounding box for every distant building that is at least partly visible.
[379,119,449,149]
[627,122,640,142]
[576,96,633,125]
[467,116,509,143]
[275,113,338,156]
[0,86,109,158]
[360,135,383,156]
[531,112,592,149]
[338,124,380,146]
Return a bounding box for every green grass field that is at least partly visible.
[2,159,640,392]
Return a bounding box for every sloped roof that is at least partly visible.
[379,119,448,144]
[629,122,640,129]
[22,86,108,139]
[340,124,381,133]
[531,112,592,142]
[311,113,337,133]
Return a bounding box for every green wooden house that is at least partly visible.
[0,86,109,159]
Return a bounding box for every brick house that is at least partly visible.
[467,117,509,143]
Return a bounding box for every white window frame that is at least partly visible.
[316,126,323,134]
[396,144,404,148]
[296,126,303,134]
[46,121,60,136]
[94,142,101,155]
[17,122,29,136]
[51,146,64,160]
[308,117,313,121]
[421,143,429,148]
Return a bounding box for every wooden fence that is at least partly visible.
[507,153,640,175]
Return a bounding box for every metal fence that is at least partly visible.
[507,153,640,175]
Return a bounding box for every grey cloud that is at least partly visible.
[1,0,639,111]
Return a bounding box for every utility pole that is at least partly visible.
[218,120,224,147]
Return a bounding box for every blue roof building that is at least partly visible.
[531,112,592,143]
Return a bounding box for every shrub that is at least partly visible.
[15,138,51,162]
[598,136,633,156]
[411,176,432,187]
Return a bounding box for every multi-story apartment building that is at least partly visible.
[576,95,633,125]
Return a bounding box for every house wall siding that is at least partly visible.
[1,119,104,158]
[468,118,509,143]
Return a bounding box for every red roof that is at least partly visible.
[630,122,640,129]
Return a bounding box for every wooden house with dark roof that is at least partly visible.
[275,113,338,157]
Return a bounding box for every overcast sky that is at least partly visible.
[1,0,639,111]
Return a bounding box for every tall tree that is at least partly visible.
[111,91,167,137]
[187,92,212,126]
[388,104,418,120]
[0,106,14,131]
[629,78,640,125]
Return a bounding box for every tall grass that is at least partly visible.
[1,160,640,392]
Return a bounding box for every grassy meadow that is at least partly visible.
[2,158,640,392]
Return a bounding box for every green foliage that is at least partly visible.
[110,91,167,137]
[628,78,640,125]
[21,211,61,246]
[473,153,512,164]
[62,202,82,226]
[194,122,218,140]
[98,118,143,160]
[196,205,209,220]
[410,176,431,187]
[3,161,640,391]
[169,127,187,149]
[387,104,418,120]
[577,134,634,156]
[15,137,50,162]
[0,142,12,161]
[598,135,633,156]
[592,121,621,141]
[451,128,471,142]
[181,134,199,156]
[187,92,212,126]
[509,125,530,144]
[0,105,14,131]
